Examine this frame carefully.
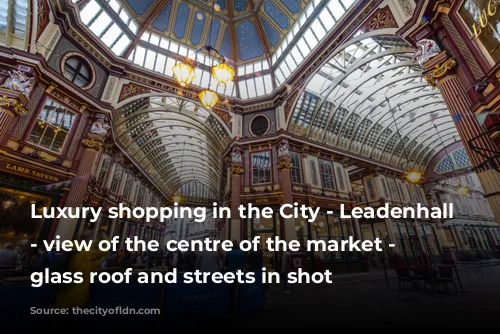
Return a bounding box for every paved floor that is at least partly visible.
[222,263,500,329]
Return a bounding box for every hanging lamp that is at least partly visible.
[172,1,234,109]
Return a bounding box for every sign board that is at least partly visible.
[0,160,64,183]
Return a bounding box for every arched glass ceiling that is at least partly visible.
[289,29,460,171]
[115,95,231,201]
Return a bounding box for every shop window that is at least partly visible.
[63,55,93,88]
[319,159,335,189]
[290,151,302,184]
[97,157,111,185]
[398,182,406,202]
[122,174,133,200]
[135,184,145,206]
[0,188,51,243]
[252,151,271,184]
[110,164,123,194]
[459,1,500,63]
[28,98,76,153]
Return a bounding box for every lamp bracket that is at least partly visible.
[467,128,500,173]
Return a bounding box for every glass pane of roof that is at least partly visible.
[290,32,460,171]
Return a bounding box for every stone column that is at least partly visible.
[277,139,296,241]
[229,146,244,241]
[423,54,500,223]
[0,90,28,141]
[55,134,104,240]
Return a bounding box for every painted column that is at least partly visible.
[423,54,500,223]
[277,139,296,241]
[55,134,105,240]
[229,146,244,242]
[0,90,28,141]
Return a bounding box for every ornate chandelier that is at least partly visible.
[172,1,234,110]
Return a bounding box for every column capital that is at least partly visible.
[277,156,293,170]
[230,162,244,175]
[423,56,457,87]
[0,91,28,116]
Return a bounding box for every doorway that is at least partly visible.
[244,209,281,271]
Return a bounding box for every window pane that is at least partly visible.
[252,151,271,184]
[89,11,111,36]
[28,99,75,153]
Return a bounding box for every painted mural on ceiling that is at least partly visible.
[120,0,310,63]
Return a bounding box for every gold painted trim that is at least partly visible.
[277,160,293,170]
[0,95,27,116]
[230,166,244,175]
[82,138,103,150]
[423,58,457,87]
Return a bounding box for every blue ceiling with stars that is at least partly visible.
[121,0,310,63]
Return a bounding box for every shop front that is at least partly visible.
[242,206,281,271]
[296,210,360,273]
[0,159,68,247]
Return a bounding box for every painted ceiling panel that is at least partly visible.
[220,27,232,59]
[281,0,301,14]
[234,0,249,12]
[216,0,227,11]
[206,19,221,47]
[190,12,206,45]
[151,2,172,32]
[260,16,280,47]
[264,1,290,29]
[125,0,155,15]
[237,20,265,61]
[174,2,190,39]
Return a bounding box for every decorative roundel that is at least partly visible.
[249,114,270,136]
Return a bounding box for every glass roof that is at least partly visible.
[115,95,231,201]
[289,30,460,171]
[71,0,357,99]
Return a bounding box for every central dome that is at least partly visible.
[111,0,312,63]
